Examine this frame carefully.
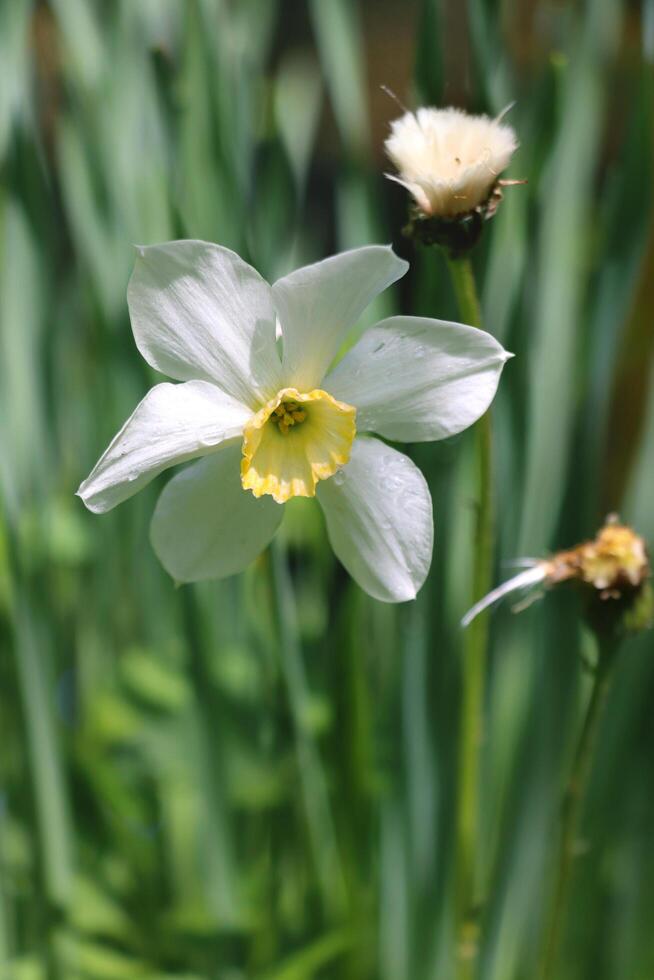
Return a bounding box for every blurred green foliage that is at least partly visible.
[1,0,653,978]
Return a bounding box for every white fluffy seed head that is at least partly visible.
[384,106,518,218]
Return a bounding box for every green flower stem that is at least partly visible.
[446,254,482,329]
[269,540,347,917]
[538,637,618,980]
[444,254,492,979]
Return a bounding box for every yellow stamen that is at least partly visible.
[241,387,356,503]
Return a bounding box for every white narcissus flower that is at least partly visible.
[78,241,511,602]
[385,106,518,218]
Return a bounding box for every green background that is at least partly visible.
[1,0,653,977]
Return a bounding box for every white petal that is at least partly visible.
[385,173,433,214]
[150,444,283,582]
[77,381,249,514]
[460,564,547,627]
[316,437,433,602]
[128,240,282,407]
[325,316,511,442]
[273,245,408,391]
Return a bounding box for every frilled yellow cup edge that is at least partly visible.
[240,387,357,504]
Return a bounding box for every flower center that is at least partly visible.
[271,399,307,435]
[241,387,356,504]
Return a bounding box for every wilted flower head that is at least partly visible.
[78,240,511,603]
[385,106,518,220]
[547,521,649,594]
[463,517,651,632]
